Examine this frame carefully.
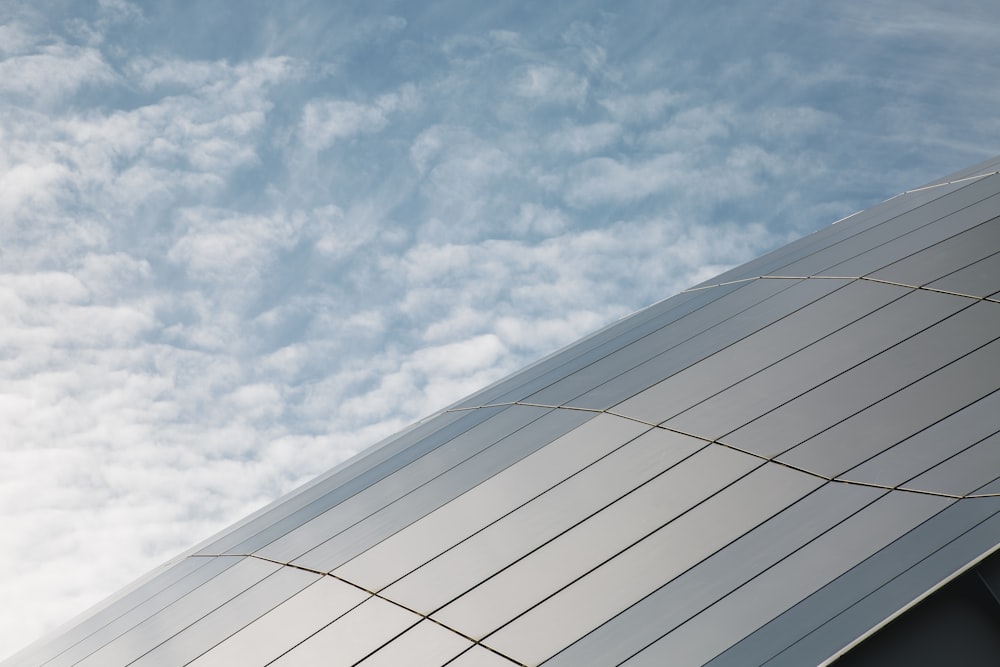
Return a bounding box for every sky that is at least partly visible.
[1,0,999,660]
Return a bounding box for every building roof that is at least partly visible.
[8,157,1000,666]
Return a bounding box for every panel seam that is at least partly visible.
[445,401,1000,500]
[189,553,528,666]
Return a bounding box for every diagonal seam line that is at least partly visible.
[681,273,1000,303]
[190,553,529,667]
[446,401,997,499]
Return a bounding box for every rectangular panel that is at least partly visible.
[74,557,280,667]
[433,445,760,644]
[130,567,318,666]
[446,646,520,666]
[456,284,743,408]
[725,301,1000,459]
[544,482,884,667]
[381,428,709,615]
[840,389,1000,490]
[619,492,950,667]
[524,278,809,407]
[902,431,1000,496]
[187,577,369,667]
[926,250,1000,297]
[610,280,904,425]
[41,556,244,667]
[774,177,1000,278]
[974,476,1000,495]
[665,289,969,440]
[333,414,650,591]
[816,190,1000,278]
[269,597,420,666]
[754,498,1000,667]
[779,334,1000,477]
[480,463,823,666]
[356,620,471,666]
[252,405,552,563]
[290,409,595,572]
[867,217,1000,286]
[573,279,848,413]
[920,161,1000,187]
[198,406,506,556]
[8,556,216,667]
[689,180,977,287]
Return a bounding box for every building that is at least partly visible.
[6,157,1000,666]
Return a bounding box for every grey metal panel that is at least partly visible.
[130,567,318,666]
[333,414,650,592]
[479,462,822,666]
[609,279,905,425]
[446,646,519,666]
[903,431,1000,496]
[187,577,369,667]
[816,190,1000,278]
[197,406,507,556]
[687,180,976,288]
[523,278,811,407]
[435,446,765,643]
[572,278,849,412]
[382,428,709,615]
[289,408,595,573]
[841,389,1000,491]
[774,178,1000,278]
[72,557,280,667]
[356,620,471,666]
[919,158,1000,187]
[4,556,215,667]
[248,405,552,562]
[779,334,1000,477]
[619,492,951,667]
[37,556,243,667]
[926,250,1000,297]
[974,476,1000,495]
[665,289,969,441]
[543,482,883,667]
[453,284,746,409]
[724,300,1000,459]
[268,597,420,667]
[716,497,1000,667]
[867,217,1000,286]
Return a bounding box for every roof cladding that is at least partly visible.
[8,156,1000,667]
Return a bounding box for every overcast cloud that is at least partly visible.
[1,0,999,659]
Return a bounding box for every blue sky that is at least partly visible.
[1,0,998,659]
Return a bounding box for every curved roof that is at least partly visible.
[7,156,1000,666]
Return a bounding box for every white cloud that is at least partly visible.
[644,104,733,149]
[511,64,589,106]
[167,208,303,286]
[0,44,116,106]
[564,153,686,207]
[599,88,683,123]
[545,121,621,155]
[300,84,418,150]
[0,23,36,55]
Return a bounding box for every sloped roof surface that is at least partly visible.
[7,157,1000,666]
